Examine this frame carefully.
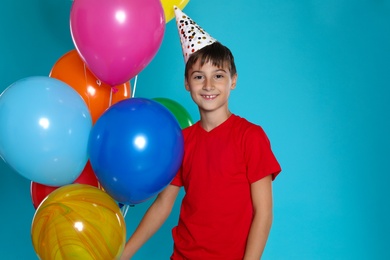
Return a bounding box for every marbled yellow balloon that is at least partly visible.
[161,0,190,23]
[31,184,126,260]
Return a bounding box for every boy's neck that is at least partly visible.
[199,109,232,132]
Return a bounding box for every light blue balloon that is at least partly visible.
[0,76,92,186]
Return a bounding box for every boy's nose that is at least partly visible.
[202,79,214,91]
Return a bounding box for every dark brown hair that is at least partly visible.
[185,42,237,79]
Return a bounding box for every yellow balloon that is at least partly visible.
[161,0,190,23]
[31,184,126,260]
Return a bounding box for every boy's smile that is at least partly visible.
[201,94,217,100]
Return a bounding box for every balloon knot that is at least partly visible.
[111,87,118,93]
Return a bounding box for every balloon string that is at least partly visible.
[83,63,90,105]
[132,75,138,98]
[109,87,113,107]
[121,204,130,218]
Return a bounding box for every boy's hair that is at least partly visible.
[185,42,237,79]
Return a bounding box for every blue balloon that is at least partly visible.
[0,76,92,186]
[88,98,184,204]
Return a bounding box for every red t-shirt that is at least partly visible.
[170,114,281,260]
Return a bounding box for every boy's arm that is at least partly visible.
[243,175,273,260]
[120,184,181,260]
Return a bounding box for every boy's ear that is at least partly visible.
[185,79,190,91]
[230,74,238,89]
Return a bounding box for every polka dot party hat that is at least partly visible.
[174,6,217,63]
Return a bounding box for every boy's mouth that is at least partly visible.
[201,94,217,100]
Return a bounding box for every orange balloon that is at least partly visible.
[50,50,131,123]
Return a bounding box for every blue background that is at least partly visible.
[1,0,389,259]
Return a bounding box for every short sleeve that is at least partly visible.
[244,125,281,183]
[170,166,183,187]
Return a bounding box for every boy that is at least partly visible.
[120,7,281,260]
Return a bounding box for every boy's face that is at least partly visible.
[185,60,237,114]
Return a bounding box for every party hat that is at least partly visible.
[174,6,217,63]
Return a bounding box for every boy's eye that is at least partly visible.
[193,75,203,80]
[215,74,224,79]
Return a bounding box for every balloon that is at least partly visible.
[0,76,92,186]
[31,184,126,260]
[50,50,131,124]
[30,161,100,209]
[30,183,57,210]
[70,0,165,86]
[161,0,190,23]
[152,97,194,129]
[88,98,184,204]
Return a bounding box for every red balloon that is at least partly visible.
[30,161,100,209]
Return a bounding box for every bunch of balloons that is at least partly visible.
[0,0,192,258]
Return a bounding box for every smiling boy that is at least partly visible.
[120,7,281,260]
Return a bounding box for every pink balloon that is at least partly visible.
[70,0,165,86]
